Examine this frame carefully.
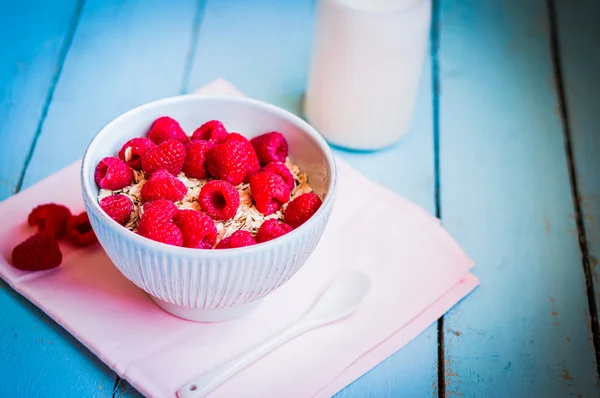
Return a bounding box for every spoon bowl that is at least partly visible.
[300,270,372,326]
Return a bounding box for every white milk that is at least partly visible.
[304,0,431,150]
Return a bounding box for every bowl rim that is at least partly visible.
[81,94,338,256]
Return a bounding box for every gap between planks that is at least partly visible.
[111,376,121,398]
[546,0,600,380]
[430,0,444,396]
[180,0,207,94]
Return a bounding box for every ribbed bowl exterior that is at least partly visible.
[84,190,333,309]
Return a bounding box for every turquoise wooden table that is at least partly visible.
[2,0,600,396]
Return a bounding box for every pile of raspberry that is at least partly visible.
[11,204,98,272]
[95,117,322,249]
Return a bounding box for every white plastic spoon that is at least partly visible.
[177,270,372,398]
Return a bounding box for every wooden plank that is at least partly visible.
[0,0,198,396]
[554,0,600,344]
[185,0,314,114]
[20,0,198,189]
[0,0,78,200]
[439,0,599,396]
[183,1,439,397]
[0,1,112,397]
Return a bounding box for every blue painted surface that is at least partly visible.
[439,0,598,396]
[0,2,116,397]
[21,0,198,189]
[1,0,599,396]
[186,0,315,114]
[0,0,79,199]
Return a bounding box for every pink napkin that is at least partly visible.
[0,80,478,398]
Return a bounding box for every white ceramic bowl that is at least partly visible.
[81,95,337,322]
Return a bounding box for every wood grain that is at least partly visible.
[439,0,599,396]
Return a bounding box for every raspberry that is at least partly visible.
[250,171,291,215]
[138,200,183,246]
[191,120,228,143]
[182,140,212,179]
[250,132,288,166]
[216,230,256,249]
[284,193,322,228]
[173,209,217,249]
[199,180,240,221]
[142,199,177,214]
[118,137,156,170]
[140,169,187,203]
[99,194,133,225]
[225,133,250,143]
[95,157,134,190]
[11,232,62,271]
[261,162,294,191]
[255,219,293,243]
[147,116,189,144]
[142,139,186,175]
[66,212,98,246]
[28,203,71,238]
[205,133,260,185]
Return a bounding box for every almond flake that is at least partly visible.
[124,146,133,162]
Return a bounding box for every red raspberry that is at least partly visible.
[95,157,134,190]
[250,171,291,215]
[140,169,187,203]
[118,137,156,170]
[99,194,133,225]
[138,200,183,246]
[250,132,288,166]
[191,120,228,143]
[216,230,256,249]
[28,203,71,238]
[205,133,260,185]
[284,193,322,228]
[261,162,294,191]
[182,140,212,179]
[255,219,293,243]
[11,232,62,271]
[173,209,217,249]
[199,180,240,221]
[142,140,186,175]
[147,116,189,144]
[66,212,98,246]
[225,133,250,143]
[142,199,177,214]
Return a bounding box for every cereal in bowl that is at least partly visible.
[95,118,321,249]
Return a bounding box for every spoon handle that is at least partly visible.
[177,323,307,398]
